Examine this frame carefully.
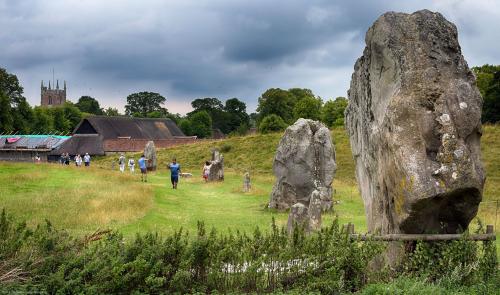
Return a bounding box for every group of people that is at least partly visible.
[116,154,180,189]
[59,152,91,167]
[118,153,136,173]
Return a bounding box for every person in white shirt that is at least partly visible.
[84,153,91,167]
[128,158,135,173]
[118,153,126,173]
[202,161,211,182]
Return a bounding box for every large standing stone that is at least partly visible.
[345,10,485,235]
[144,141,157,171]
[269,119,336,210]
[208,149,224,181]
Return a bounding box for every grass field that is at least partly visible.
[0,126,498,245]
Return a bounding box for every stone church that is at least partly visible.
[41,80,66,106]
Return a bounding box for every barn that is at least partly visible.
[51,116,196,156]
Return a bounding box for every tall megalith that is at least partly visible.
[208,149,224,181]
[345,10,485,235]
[144,141,157,171]
[269,119,336,210]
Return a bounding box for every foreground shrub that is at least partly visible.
[0,210,384,293]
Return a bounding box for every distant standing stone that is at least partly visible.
[287,203,309,235]
[144,141,157,171]
[208,149,224,181]
[243,171,251,192]
[308,190,323,231]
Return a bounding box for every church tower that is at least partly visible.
[41,80,66,106]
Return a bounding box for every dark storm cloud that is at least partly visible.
[0,0,499,113]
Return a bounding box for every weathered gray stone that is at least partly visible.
[308,190,323,231]
[269,119,336,210]
[208,149,224,181]
[345,10,485,235]
[144,141,157,171]
[243,171,251,192]
[287,203,309,234]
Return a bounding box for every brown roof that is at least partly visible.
[73,116,185,139]
[50,134,105,156]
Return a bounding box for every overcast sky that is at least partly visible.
[1,0,499,114]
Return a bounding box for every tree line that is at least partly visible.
[2,64,498,136]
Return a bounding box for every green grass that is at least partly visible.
[1,125,498,245]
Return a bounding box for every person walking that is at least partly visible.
[118,153,126,173]
[128,158,135,173]
[167,158,181,189]
[84,153,91,167]
[138,155,147,182]
[202,161,211,182]
[75,154,83,167]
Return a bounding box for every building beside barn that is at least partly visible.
[0,135,70,162]
[51,116,196,156]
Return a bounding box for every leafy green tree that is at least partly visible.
[63,102,83,132]
[225,98,250,133]
[0,67,24,103]
[472,65,500,97]
[125,92,168,117]
[12,97,34,134]
[259,114,288,134]
[32,107,54,133]
[0,67,29,134]
[104,107,120,116]
[187,111,212,138]
[178,119,193,136]
[257,88,294,124]
[191,97,224,111]
[51,107,71,133]
[189,97,229,133]
[0,91,13,133]
[293,96,322,121]
[482,71,500,123]
[75,96,103,115]
[321,97,348,127]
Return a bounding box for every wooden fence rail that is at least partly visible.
[344,223,496,242]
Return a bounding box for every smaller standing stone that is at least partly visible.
[243,171,251,192]
[144,141,157,171]
[287,203,309,235]
[308,190,322,231]
[208,149,224,181]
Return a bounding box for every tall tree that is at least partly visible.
[0,91,13,133]
[0,67,29,134]
[63,102,83,132]
[256,88,294,124]
[189,97,228,132]
[188,110,212,138]
[32,107,53,134]
[125,92,168,117]
[12,97,33,134]
[225,98,250,133]
[482,71,500,123]
[321,97,348,127]
[293,96,322,121]
[75,96,103,115]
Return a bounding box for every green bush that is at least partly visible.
[0,210,384,294]
[259,114,288,134]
